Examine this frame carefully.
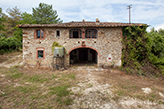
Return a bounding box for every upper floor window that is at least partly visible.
[55,30,61,37]
[69,29,82,38]
[56,30,60,37]
[35,29,45,39]
[85,29,97,38]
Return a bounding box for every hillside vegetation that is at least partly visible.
[122,26,164,78]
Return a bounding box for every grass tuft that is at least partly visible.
[27,75,49,83]
[8,72,23,79]
[49,84,73,105]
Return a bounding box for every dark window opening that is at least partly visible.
[37,30,44,38]
[85,29,97,38]
[56,30,60,37]
[38,50,43,58]
[69,29,82,38]
[73,31,79,38]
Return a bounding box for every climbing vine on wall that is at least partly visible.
[52,42,62,53]
[122,25,148,68]
[122,25,164,77]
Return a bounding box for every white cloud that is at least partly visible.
[154,23,164,30]
[1,0,164,29]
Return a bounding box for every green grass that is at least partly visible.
[51,73,57,79]
[158,100,164,104]
[16,85,38,94]
[88,83,93,88]
[10,72,23,79]
[50,85,70,97]
[58,73,75,81]
[0,67,76,108]
[68,74,75,80]
[49,84,73,105]
[27,75,49,83]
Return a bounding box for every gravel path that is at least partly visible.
[68,68,164,109]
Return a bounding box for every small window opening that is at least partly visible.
[85,29,97,38]
[73,31,79,38]
[38,50,43,58]
[37,30,44,38]
[69,29,82,38]
[56,30,60,37]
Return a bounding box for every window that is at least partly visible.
[73,31,78,38]
[35,29,45,39]
[69,29,82,38]
[36,47,45,59]
[85,29,97,38]
[38,50,43,58]
[56,30,60,37]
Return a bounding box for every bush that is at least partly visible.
[122,26,164,77]
[0,36,22,54]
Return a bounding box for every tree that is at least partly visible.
[32,3,62,24]
[158,29,164,36]
[19,12,36,24]
[6,6,21,27]
[2,6,21,37]
[0,8,5,31]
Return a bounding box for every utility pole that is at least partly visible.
[127,4,132,23]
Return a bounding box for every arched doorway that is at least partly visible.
[69,47,98,65]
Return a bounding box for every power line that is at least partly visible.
[127,4,132,23]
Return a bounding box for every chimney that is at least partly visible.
[96,18,100,22]
[82,19,85,22]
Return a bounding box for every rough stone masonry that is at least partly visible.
[18,19,146,68]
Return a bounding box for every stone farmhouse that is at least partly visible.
[18,19,145,68]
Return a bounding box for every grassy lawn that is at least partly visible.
[0,67,76,109]
[0,66,164,109]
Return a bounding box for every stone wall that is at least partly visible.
[22,27,122,68]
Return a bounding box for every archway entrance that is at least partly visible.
[69,48,98,65]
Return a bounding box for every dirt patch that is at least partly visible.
[68,68,164,109]
[0,52,23,68]
[0,55,8,63]
[0,55,164,109]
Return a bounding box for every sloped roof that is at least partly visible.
[18,21,147,28]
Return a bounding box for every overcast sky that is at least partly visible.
[1,0,164,31]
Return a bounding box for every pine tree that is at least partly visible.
[2,6,21,37]
[0,8,5,31]
[32,3,62,24]
[20,12,36,24]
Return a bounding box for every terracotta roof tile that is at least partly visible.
[18,21,147,28]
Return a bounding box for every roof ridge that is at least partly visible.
[18,21,147,28]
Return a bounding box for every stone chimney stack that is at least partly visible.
[96,18,100,22]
